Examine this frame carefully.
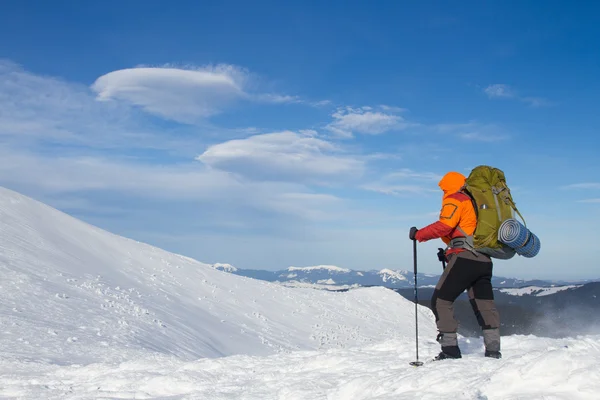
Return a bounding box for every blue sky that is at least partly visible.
[0,0,599,279]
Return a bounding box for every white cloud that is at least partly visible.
[483,84,553,108]
[577,198,600,203]
[92,65,249,123]
[0,61,362,229]
[484,84,515,98]
[326,106,412,138]
[91,64,321,124]
[197,131,364,182]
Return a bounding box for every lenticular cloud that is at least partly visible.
[91,65,248,123]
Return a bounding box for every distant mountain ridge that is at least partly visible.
[210,263,582,289]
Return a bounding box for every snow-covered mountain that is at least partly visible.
[218,263,557,289]
[499,285,583,297]
[2,186,600,399]
[0,186,435,365]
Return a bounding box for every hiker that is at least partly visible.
[409,171,502,360]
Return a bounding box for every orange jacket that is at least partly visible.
[414,172,477,253]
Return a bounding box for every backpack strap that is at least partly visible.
[496,182,527,227]
[449,226,480,257]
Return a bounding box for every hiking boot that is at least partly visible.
[433,345,462,361]
[485,350,502,359]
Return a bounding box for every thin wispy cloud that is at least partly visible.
[483,84,554,108]
[384,169,441,181]
[577,198,600,203]
[362,168,441,197]
[361,184,439,196]
[434,122,509,141]
[0,145,351,225]
[267,192,345,221]
[0,148,236,198]
[521,97,555,107]
[326,106,414,138]
[561,183,600,190]
[459,131,508,142]
[0,60,205,153]
[0,61,361,229]
[254,93,302,104]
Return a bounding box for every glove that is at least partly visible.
[437,248,446,262]
[409,226,418,241]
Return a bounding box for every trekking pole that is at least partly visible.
[409,238,424,367]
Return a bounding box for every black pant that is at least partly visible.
[431,251,499,334]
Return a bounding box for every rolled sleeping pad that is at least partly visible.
[498,218,530,248]
[518,231,541,258]
[498,218,541,258]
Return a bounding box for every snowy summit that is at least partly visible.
[378,268,409,282]
[210,263,238,272]
[0,187,599,399]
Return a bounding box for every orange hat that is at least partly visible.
[438,171,466,197]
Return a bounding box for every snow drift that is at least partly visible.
[0,187,434,365]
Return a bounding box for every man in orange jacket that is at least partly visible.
[409,171,501,360]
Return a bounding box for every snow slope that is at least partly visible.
[2,186,600,399]
[2,335,600,399]
[0,187,435,365]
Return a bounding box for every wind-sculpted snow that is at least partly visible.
[0,187,435,365]
[1,335,599,399]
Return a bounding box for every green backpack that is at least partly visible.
[461,165,525,259]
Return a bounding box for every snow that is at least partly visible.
[2,185,600,399]
[0,186,433,363]
[210,262,238,272]
[378,268,408,282]
[317,278,336,285]
[275,281,359,291]
[287,265,351,273]
[2,335,600,399]
[499,285,582,297]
